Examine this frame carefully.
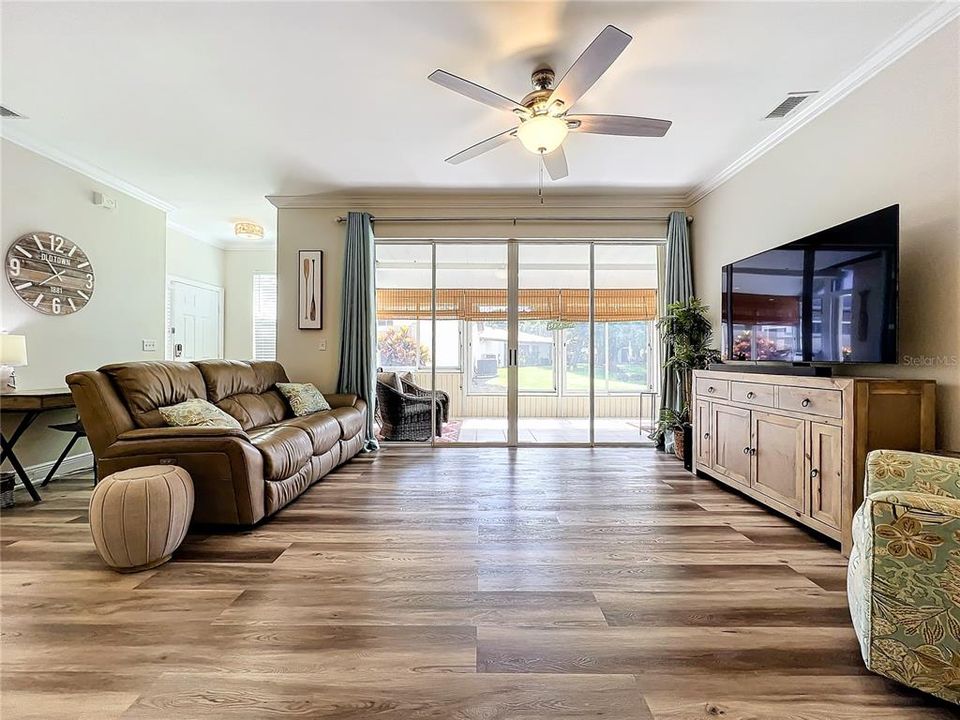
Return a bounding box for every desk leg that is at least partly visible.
[42,432,81,486]
[0,411,42,502]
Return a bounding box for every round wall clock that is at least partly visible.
[5,232,95,316]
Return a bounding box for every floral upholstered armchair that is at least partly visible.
[848,450,960,704]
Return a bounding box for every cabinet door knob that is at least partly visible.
[743,446,750,455]
[746,391,755,399]
[801,398,811,408]
[707,386,715,393]
[811,468,819,479]
[704,432,711,439]
[749,448,757,456]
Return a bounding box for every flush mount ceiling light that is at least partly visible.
[234,222,264,240]
[428,24,672,181]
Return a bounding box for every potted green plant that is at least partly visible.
[652,297,721,461]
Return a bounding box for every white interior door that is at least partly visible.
[168,279,223,361]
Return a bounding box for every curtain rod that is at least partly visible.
[334,214,691,224]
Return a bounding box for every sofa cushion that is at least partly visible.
[280,413,341,455]
[193,360,291,430]
[247,425,313,482]
[377,371,403,393]
[159,398,243,430]
[276,382,332,416]
[100,361,207,428]
[328,406,365,440]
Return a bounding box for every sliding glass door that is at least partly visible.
[375,239,659,446]
[437,243,509,444]
[517,243,591,444]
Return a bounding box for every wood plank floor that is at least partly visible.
[2,447,956,719]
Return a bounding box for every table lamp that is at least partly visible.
[0,334,28,392]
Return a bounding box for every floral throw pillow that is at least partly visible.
[159,398,243,430]
[276,382,332,416]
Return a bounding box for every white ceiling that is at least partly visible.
[0,1,942,245]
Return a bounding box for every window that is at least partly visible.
[561,321,653,394]
[591,321,653,393]
[376,318,461,371]
[252,273,277,360]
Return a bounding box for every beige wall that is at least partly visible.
[690,22,960,448]
[166,227,224,287]
[1,138,167,470]
[223,246,276,360]
[273,194,680,391]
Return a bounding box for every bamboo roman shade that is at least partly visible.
[376,288,657,322]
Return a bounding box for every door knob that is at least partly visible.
[707,386,715,393]
[749,448,757,456]
[811,468,819,479]
[746,391,755,399]
[743,447,750,455]
[801,398,811,408]
[704,432,711,439]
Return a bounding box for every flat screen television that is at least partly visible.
[721,205,899,364]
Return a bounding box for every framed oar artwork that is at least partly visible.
[298,250,323,329]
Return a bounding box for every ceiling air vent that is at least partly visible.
[764,92,817,119]
[0,106,26,119]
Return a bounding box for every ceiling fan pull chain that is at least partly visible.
[538,155,544,204]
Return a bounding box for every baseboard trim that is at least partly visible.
[7,452,94,492]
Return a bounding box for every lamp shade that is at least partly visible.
[0,335,27,367]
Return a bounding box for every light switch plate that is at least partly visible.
[142,339,157,352]
[318,339,327,351]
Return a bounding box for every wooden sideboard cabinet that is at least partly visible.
[692,370,936,554]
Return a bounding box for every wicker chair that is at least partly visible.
[399,372,450,425]
[376,372,443,441]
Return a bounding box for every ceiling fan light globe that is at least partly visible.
[516,115,568,155]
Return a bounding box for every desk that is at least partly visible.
[1,388,75,502]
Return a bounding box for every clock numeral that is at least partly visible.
[8,257,20,276]
[52,236,65,253]
[85,273,94,289]
[51,297,62,315]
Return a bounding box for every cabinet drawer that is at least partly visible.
[777,386,842,418]
[730,381,774,407]
[696,378,729,400]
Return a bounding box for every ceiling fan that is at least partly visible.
[428,25,671,181]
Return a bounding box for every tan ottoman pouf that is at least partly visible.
[89,465,194,572]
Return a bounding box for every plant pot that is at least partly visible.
[673,427,685,462]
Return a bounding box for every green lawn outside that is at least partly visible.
[484,366,647,392]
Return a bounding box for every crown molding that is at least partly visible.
[165,221,229,250]
[219,241,277,253]
[267,189,690,211]
[686,2,960,206]
[167,221,276,252]
[1,126,177,213]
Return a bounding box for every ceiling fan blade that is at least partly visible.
[567,114,672,137]
[548,25,631,111]
[542,146,569,181]
[445,127,517,164]
[429,70,528,115]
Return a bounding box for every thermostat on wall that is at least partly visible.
[92,191,117,210]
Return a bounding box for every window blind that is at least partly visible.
[376,288,657,322]
[253,273,277,361]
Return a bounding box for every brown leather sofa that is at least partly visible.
[66,360,367,526]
